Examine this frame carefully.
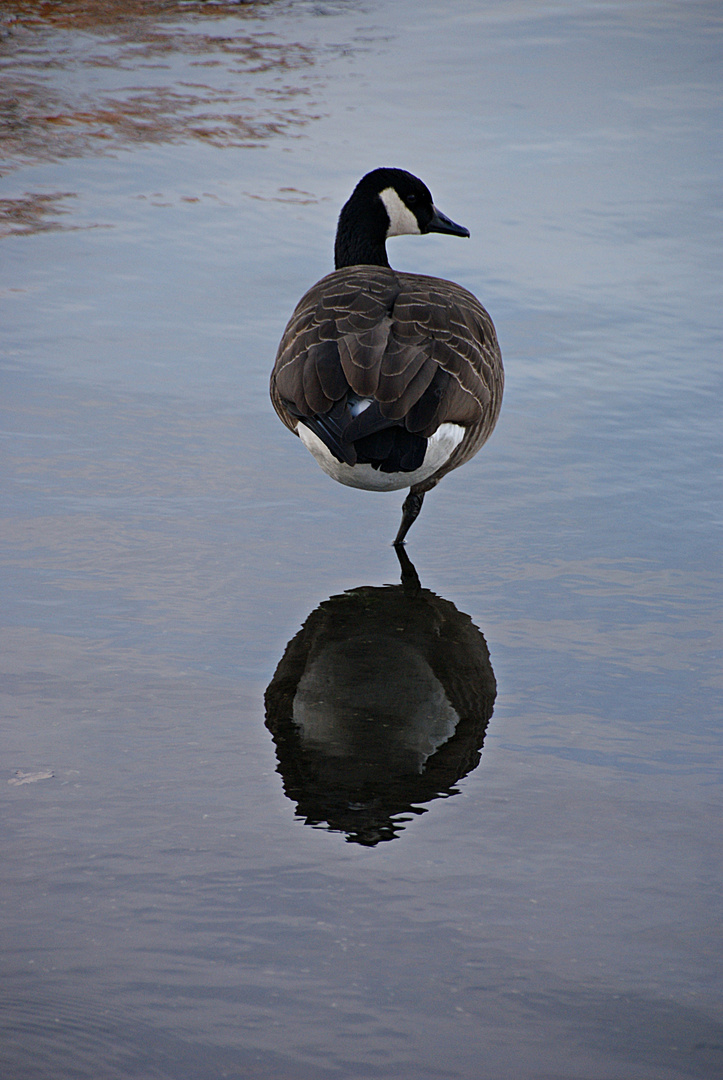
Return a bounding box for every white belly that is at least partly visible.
[297,422,465,492]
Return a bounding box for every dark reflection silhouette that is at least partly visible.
[265,549,496,845]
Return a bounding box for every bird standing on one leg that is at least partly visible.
[270,168,503,545]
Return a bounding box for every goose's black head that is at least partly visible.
[334,168,470,270]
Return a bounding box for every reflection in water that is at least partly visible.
[265,550,496,845]
[0,0,321,183]
[0,190,76,236]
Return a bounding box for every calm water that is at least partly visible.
[1,1,721,1077]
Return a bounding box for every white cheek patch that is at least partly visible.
[379,187,421,237]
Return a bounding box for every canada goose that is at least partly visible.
[270,168,503,544]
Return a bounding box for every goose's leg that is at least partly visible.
[393,489,425,546]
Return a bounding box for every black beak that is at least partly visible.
[426,205,470,238]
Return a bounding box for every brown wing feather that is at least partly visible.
[337,317,393,396]
[270,266,503,485]
[272,268,399,427]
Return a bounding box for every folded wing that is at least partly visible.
[271,266,502,475]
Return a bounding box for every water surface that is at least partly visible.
[1,2,721,1078]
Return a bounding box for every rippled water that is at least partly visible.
[1,1,721,1078]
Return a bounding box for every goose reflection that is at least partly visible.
[264,549,496,846]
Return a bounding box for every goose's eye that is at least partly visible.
[407,194,417,205]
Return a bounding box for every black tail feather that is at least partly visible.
[286,395,428,473]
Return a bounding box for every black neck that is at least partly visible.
[334,193,390,269]
[334,234,389,269]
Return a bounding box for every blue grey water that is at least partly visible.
[1,1,720,1077]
